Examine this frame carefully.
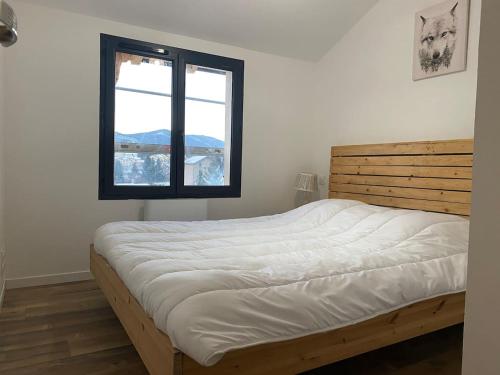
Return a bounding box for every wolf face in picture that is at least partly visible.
[419,2,458,73]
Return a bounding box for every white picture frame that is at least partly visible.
[413,0,470,81]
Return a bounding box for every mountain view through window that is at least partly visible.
[114,53,230,187]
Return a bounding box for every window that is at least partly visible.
[99,34,244,199]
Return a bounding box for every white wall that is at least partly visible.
[311,0,481,197]
[462,0,500,373]
[3,0,484,285]
[4,1,315,284]
[0,46,5,302]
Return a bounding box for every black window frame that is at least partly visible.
[99,34,244,200]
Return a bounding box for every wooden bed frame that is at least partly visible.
[91,139,473,375]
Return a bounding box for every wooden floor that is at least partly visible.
[0,281,464,375]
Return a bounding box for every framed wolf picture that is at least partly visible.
[413,0,470,80]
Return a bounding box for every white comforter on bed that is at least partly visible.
[94,199,468,366]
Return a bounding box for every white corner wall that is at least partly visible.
[4,1,315,285]
[462,0,500,373]
[311,0,481,197]
[0,45,5,302]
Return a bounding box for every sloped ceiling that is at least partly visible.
[17,0,378,60]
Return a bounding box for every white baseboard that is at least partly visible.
[6,270,93,289]
[0,280,5,307]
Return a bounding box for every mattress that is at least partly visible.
[93,199,469,366]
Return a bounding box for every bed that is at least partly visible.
[91,139,473,375]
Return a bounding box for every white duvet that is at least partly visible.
[94,199,469,366]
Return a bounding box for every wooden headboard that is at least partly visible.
[329,139,473,216]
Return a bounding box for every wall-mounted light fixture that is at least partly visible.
[0,1,17,47]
